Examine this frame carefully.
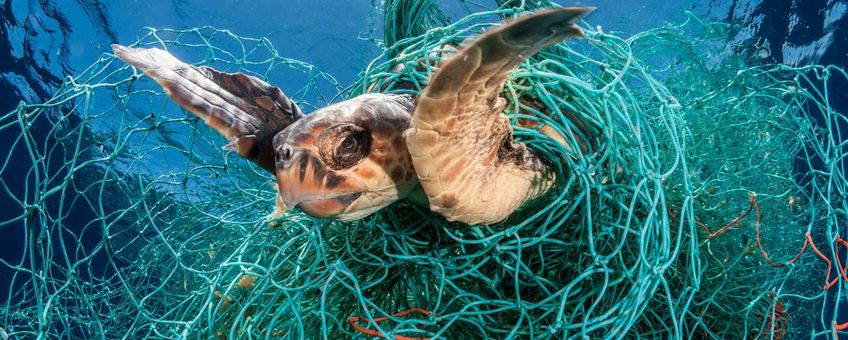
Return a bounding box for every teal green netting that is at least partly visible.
[1,2,846,339]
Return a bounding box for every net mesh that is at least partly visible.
[1,1,846,338]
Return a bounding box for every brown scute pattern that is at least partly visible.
[407,7,591,225]
[298,155,309,182]
[112,44,303,173]
[335,192,362,205]
[390,167,404,182]
[273,94,419,221]
[355,166,376,179]
[305,153,346,189]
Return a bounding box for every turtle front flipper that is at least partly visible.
[112,44,303,173]
[406,7,593,225]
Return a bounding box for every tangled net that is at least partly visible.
[1,1,846,338]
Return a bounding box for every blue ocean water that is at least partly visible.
[1,0,846,337]
[3,0,846,116]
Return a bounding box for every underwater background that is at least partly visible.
[4,0,846,117]
[1,0,847,338]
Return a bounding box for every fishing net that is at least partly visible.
[1,1,846,338]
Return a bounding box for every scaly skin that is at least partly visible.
[406,7,592,224]
[272,94,418,221]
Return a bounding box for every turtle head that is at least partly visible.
[273,93,418,221]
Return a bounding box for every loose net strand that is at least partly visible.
[0,1,846,339]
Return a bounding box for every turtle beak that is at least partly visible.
[275,150,360,218]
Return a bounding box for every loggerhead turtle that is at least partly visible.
[112,7,594,225]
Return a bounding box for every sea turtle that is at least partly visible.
[112,7,594,225]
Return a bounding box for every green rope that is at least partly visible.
[382,0,451,59]
[0,3,845,339]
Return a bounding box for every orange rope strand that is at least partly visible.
[807,232,838,289]
[835,238,848,284]
[708,203,754,240]
[672,194,848,333]
[348,308,431,340]
[666,197,754,240]
[751,193,808,267]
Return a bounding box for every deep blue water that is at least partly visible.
[3,0,846,115]
[1,0,846,337]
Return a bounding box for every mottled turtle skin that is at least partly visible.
[113,7,592,224]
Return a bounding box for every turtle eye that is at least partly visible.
[334,130,368,159]
[340,135,357,152]
[318,124,371,170]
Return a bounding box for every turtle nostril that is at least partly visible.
[281,146,293,162]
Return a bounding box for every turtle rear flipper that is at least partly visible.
[112,44,303,173]
[407,7,593,225]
